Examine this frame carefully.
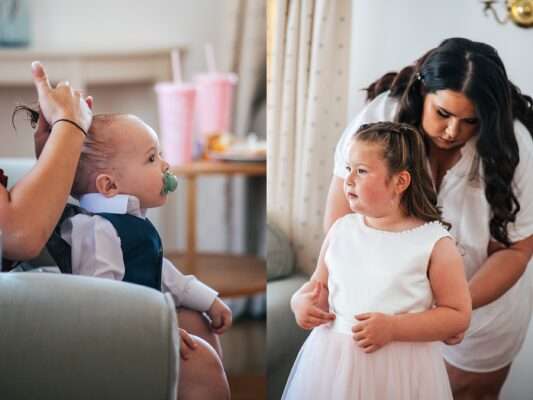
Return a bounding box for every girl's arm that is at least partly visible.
[393,236,472,340]
[353,237,471,352]
[468,235,533,309]
[290,234,336,329]
[323,176,351,233]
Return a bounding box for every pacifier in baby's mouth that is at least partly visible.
[161,170,178,195]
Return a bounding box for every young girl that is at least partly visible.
[283,121,471,400]
[326,38,533,397]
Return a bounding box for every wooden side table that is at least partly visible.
[167,160,266,298]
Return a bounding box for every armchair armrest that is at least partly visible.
[0,273,179,400]
[267,274,309,400]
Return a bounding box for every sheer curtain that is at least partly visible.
[267,0,351,274]
[223,0,266,140]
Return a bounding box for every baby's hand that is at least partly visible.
[207,298,233,334]
[352,312,394,353]
[443,331,465,345]
[293,281,335,330]
[179,328,198,360]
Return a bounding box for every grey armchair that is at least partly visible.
[0,272,179,400]
[266,223,310,400]
[0,158,180,399]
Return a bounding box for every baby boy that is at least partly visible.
[58,113,232,353]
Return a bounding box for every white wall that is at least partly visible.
[0,0,240,253]
[29,0,227,76]
[348,0,533,115]
[348,2,533,398]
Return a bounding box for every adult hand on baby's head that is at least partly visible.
[207,298,233,335]
[34,94,94,158]
[293,280,335,330]
[31,61,93,134]
[352,312,394,353]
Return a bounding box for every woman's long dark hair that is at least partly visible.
[365,37,533,246]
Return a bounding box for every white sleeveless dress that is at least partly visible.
[335,92,533,372]
[282,214,453,400]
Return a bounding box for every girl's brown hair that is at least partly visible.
[353,121,450,229]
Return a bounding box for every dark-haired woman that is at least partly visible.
[325,38,533,399]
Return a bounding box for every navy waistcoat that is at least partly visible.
[46,206,163,290]
[97,213,163,290]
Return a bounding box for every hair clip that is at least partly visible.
[415,72,422,81]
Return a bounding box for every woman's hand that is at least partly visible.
[443,331,465,345]
[206,298,233,334]
[292,280,335,330]
[179,328,198,360]
[352,312,394,353]
[34,97,94,158]
[32,61,93,133]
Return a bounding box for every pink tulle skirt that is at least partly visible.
[282,325,452,400]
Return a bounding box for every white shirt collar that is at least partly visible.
[79,193,146,218]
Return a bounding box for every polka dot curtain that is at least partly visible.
[267,0,351,275]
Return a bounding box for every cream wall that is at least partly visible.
[348,0,533,115]
[347,2,533,398]
[0,0,241,253]
[29,0,226,74]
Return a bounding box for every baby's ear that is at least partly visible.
[95,173,119,197]
[395,170,411,195]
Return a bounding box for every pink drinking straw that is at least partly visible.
[171,48,182,84]
[205,43,217,73]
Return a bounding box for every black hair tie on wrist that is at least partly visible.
[51,118,88,137]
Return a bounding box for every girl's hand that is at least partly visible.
[32,61,93,133]
[179,328,198,360]
[352,312,394,353]
[292,281,336,330]
[444,331,465,345]
[206,298,233,334]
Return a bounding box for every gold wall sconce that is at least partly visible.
[482,0,533,27]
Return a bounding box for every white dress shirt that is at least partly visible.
[60,193,218,312]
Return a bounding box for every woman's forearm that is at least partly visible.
[290,280,316,313]
[469,237,532,309]
[391,306,470,342]
[323,176,351,233]
[3,123,84,259]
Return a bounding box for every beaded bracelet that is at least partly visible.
[51,118,88,137]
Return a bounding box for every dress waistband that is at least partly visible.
[331,316,354,335]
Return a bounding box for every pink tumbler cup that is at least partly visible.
[154,82,196,165]
[194,73,238,140]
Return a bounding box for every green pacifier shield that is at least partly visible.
[162,171,178,194]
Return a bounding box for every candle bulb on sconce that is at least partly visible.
[482,0,533,27]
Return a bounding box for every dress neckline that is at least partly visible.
[358,214,442,235]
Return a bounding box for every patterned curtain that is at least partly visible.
[267,0,352,274]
